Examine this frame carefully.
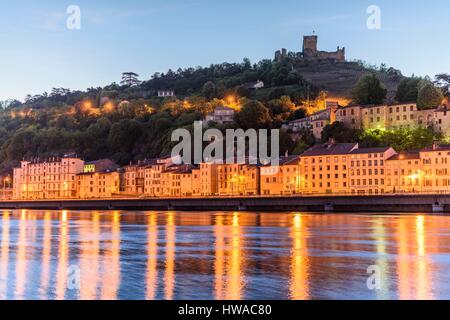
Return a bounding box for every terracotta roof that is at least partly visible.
[350,147,392,154]
[279,155,301,165]
[215,106,234,111]
[84,159,119,173]
[387,153,420,161]
[301,143,358,157]
[421,145,450,152]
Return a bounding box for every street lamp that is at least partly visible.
[3,176,10,199]
[397,155,404,193]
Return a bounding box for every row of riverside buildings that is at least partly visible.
[286,102,450,139]
[11,140,450,200]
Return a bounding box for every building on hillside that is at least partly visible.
[204,106,235,125]
[13,154,84,200]
[286,104,337,140]
[157,90,175,97]
[243,80,264,90]
[292,103,450,144]
[334,105,364,129]
[77,159,121,199]
[260,155,301,195]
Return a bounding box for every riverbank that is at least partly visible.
[1,194,450,213]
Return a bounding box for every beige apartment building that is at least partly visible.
[217,163,260,196]
[77,159,121,199]
[385,153,422,193]
[123,161,146,195]
[13,155,84,200]
[300,143,357,194]
[260,156,301,195]
[292,102,450,142]
[300,142,396,195]
[348,147,396,195]
[200,162,218,196]
[143,158,172,197]
[419,144,450,193]
[159,164,200,197]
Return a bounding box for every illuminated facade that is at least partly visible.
[11,143,450,200]
[200,162,219,196]
[260,156,301,195]
[217,163,260,196]
[385,153,422,193]
[143,158,174,197]
[290,103,450,142]
[160,164,199,197]
[13,155,84,200]
[77,159,121,199]
[300,142,396,195]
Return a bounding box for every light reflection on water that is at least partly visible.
[0,210,450,300]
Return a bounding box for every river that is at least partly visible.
[0,210,449,300]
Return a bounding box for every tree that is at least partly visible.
[357,127,435,151]
[120,72,141,87]
[321,122,359,143]
[268,87,286,100]
[351,73,387,105]
[435,73,450,99]
[201,81,217,100]
[289,108,307,121]
[107,119,143,154]
[234,100,271,129]
[395,77,421,102]
[417,80,444,110]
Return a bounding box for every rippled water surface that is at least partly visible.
[0,210,450,300]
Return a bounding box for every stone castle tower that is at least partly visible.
[274,34,345,62]
[302,34,345,62]
[302,35,318,58]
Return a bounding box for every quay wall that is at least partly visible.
[1,195,450,213]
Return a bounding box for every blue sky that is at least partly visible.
[1,0,449,101]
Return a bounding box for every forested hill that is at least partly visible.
[0,55,405,175]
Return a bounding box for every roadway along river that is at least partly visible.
[0,210,449,300]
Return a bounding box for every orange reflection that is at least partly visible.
[289,213,310,300]
[0,211,10,299]
[15,210,28,299]
[146,213,158,300]
[372,218,390,299]
[40,212,52,299]
[224,212,244,300]
[100,211,121,300]
[164,212,175,300]
[55,210,69,300]
[79,211,100,300]
[214,215,225,299]
[396,216,433,300]
[415,216,432,300]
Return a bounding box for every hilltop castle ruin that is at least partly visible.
[275,34,345,62]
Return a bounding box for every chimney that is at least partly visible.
[432,141,439,151]
[327,138,336,147]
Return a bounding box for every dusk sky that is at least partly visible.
[1,0,449,101]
